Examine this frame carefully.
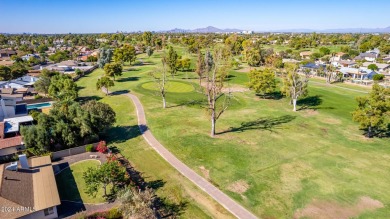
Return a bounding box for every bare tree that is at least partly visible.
[150,59,169,108]
[202,47,231,137]
[290,71,308,111]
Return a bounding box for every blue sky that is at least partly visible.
[1,0,389,33]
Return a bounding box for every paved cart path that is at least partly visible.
[126,93,258,219]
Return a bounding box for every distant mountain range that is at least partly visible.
[273,26,390,33]
[164,26,390,33]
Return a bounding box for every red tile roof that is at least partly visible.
[0,136,23,149]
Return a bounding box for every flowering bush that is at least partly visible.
[96,141,108,153]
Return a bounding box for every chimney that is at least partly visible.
[18,154,29,169]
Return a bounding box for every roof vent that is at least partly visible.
[18,154,29,169]
[5,162,18,171]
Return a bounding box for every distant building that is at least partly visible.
[242,30,254,34]
[300,51,313,59]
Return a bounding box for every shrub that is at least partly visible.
[373,74,385,81]
[34,94,43,99]
[86,144,94,152]
[96,141,108,153]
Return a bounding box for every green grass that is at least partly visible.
[77,58,234,218]
[77,49,390,218]
[56,160,105,204]
[142,81,195,93]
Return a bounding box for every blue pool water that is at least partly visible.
[27,102,52,110]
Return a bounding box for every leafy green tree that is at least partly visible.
[368,64,378,71]
[114,45,137,65]
[248,68,276,97]
[146,46,154,58]
[98,48,113,68]
[75,68,83,76]
[34,76,51,96]
[83,160,128,198]
[319,47,331,55]
[142,31,153,46]
[36,44,48,53]
[48,74,78,100]
[373,74,384,81]
[48,51,70,63]
[96,76,114,95]
[359,42,371,52]
[0,65,11,81]
[9,62,28,79]
[20,114,52,155]
[166,46,178,78]
[81,100,116,134]
[352,84,390,138]
[246,48,261,67]
[195,51,206,86]
[104,62,122,81]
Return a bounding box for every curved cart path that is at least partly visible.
[126,93,258,219]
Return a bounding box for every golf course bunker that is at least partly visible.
[142,81,194,93]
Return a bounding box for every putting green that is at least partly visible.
[142,81,194,93]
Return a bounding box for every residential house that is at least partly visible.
[0,98,28,120]
[21,54,40,61]
[0,76,39,89]
[0,60,14,66]
[339,67,377,80]
[329,52,346,63]
[332,60,356,68]
[0,49,17,59]
[354,49,380,62]
[0,116,32,156]
[282,58,300,64]
[361,62,390,73]
[300,51,313,59]
[0,155,61,219]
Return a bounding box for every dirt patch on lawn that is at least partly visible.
[199,166,210,180]
[222,87,250,93]
[294,196,384,219]
[301,109,319,117]
[237,67,252,73]
[322,117,342,125]
[227,180,249,194]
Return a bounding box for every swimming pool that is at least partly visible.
[27,102,52,110]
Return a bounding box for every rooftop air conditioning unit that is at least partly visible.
[5,162,18,171]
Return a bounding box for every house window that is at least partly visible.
[44,207,54,216]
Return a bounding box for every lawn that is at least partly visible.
[78,50,390,218]
[56,160,105,204]
[142,81,195,93]
[77,64,234,218]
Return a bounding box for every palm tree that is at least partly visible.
[96,76,114,95]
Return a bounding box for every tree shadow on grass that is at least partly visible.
[147,179,166,190]
[55,162,86,218]
[77,95,103,103]
[297,95,323,110]
[219,115,296,134]
[110,90,130,95]
[117,76,140,82]
[256,91,283,100]
[154,198,188,218]
[107,125,143,144]
[124,67,140,71]
[225,74,236,81]
[166,99,205,108]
